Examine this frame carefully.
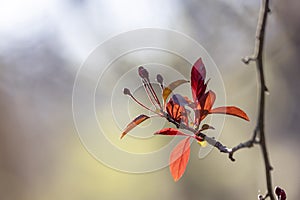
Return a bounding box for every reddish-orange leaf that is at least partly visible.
[209,106,250,121]
[169,137,191,182]
[154,128,190,137]
[166,98,189,125]
[166,100,181,120]
[192,90,216,123]
[162,79,189,104]
[120,114,150,139]
[204,90,216,111]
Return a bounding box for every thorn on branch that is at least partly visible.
[264,85,269,93]
[242,56,256,64]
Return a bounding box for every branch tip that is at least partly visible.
[229,153,235,162]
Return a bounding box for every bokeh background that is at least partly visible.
[0,0,299,199]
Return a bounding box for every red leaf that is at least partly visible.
[169,137,191,181]
[166,99,181,120]
[120,114,150,139]
[193,90,215,125]
[209,106,250,121]
[154,128,190,137]
[166,98,189,126]
[204,90,216,111]
[191,58,207,103]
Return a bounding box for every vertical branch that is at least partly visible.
[243,0,274,199]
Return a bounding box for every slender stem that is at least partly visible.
[147,81,162,109]
[129,93,159,115]
[142,79,157,106]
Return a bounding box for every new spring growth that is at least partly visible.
[156,74,164,89]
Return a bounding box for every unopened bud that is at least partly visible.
[275,186,286,200]
[123,88,131,95]
[138,66,149,79]
[156,74,163,84]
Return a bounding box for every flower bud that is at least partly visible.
[123,88,131,95]
[156,74,163,84]
[138,66,149,79]
[275,186,286,200]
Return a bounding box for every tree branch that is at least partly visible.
[242,0,274,199]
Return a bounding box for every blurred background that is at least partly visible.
[0,0,299,199]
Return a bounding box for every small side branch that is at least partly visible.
[196,132,258,162]
[228,138,258,161]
